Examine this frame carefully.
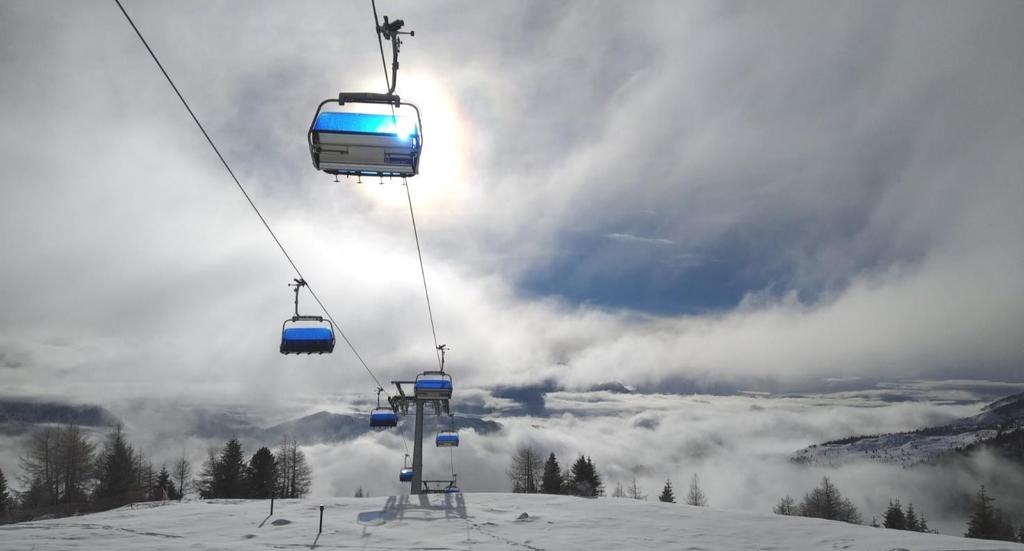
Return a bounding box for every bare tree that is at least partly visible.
[19,427,60,506]
[56,424,95,503]
[173,450,192,500]
[19,425,95,506]
[507,445,542,493]
[611,481,626,498]
[275,436,312,499]
[627,476,647,500]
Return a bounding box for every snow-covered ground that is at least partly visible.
[2,493,1022,551]
[791,429,1000,467]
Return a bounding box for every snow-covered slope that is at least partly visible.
[2,493,1021,551]
[792,392,1024,467]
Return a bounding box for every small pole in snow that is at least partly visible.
[270,492,274,516]
[319,504,324,533]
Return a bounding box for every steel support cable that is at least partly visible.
[405,182,444,370]
[111,2,409,447]
[370,0,391,93]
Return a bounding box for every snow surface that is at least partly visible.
[3,493,1022,551]
[791,429,999,467]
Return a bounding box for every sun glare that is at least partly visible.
[345,73,470,218]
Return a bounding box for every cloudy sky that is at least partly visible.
[2,0,1024,534]
[2,0,1022,400]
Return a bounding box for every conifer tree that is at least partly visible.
[540,453,563,494]
[0,466,10,514]
[354,486,364,498]
[966,486,996,539]
[905,502,920,532]
[156,465,177,500]
[568,455,603,497]
[94,425,138,500]
[1017,524,1024,543]
[798,477,861,524]
[686,474,708,507]
[773,495,797,515]
[884,499,906,530]
[246,447,277,499]
[197,448,218,499]
[917,512,930,533]
[658,479,675,503]
[587,457,604,496]
[215,438,247,498]
[965,485,1016,541]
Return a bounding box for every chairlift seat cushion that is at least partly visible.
[281,327,335,354]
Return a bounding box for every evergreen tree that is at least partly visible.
[246,447,277,499]
[917,512,930,533]
[567,455,603,497]
[773,495,797,515]
[196,448,218,499]
[798,477,861,524]
[354,486,365,498]
[587,457,604,496]
[215,438,247,498]
[905,502,920,532]
[508,446,542,493]
[686,474,708,507]
[883,499,906,530]
[1017,524,1024,543]
[658,479,675,503]
[0,466,10,514]
[965,485,1016,541]
[540,453,563,494]
[94,425,138,500]
[156,465,177,500]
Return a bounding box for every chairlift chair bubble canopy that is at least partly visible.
[414,371,453,399]
[280,321,335,354]
[370,408,399,428]
[435,431,459,447]
[308,96,423,178]
[399,468,414,482]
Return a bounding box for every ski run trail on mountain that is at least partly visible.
[2,493,1022,551]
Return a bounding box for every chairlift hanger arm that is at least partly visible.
[377,15,414,95]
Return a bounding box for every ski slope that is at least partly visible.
[2,493,1021,551]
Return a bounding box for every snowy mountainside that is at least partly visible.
[2,493,1022,551]
[792,392,1024,467]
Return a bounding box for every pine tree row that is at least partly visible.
[196,436,312,499]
